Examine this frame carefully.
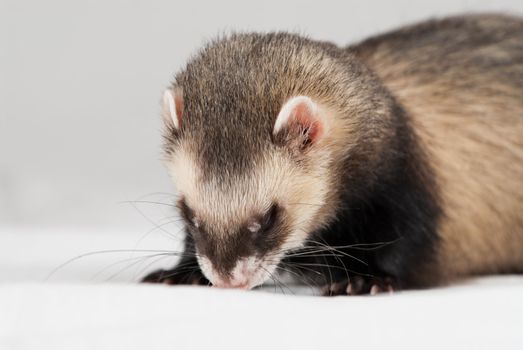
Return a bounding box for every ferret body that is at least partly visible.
[144,14,523,294]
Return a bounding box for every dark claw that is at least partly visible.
[322,276,397,296]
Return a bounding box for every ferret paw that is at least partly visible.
[321,276,396,296]
[142,268,209,286]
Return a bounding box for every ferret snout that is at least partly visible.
[203,257,263,290]
[212,279,250,290]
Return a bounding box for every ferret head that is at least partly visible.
[160,33,393,289]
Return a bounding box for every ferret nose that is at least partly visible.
[207,258,257,290]
[211,271,251,290]
[213,280,250,290]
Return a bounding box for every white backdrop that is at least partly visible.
[1,0,523,230]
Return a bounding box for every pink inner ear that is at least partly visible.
[273,96,327,148]
[291,101,324,145]
[174,91,184,128]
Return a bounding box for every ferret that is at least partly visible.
[143,14,523,295]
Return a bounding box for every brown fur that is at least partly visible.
[154,14,523,289]
[165,32,405,268]
[351,14,523,283]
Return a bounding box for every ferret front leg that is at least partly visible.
[142,234,209,286]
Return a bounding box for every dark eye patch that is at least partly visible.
[243,203,280,237]
[261,203,280,232]
[248,203,285,256]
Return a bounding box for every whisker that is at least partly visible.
[306,239,400,251]
[45,249,194,281]
[90,253,174,281]
[131,222,185,260]
[143,264,200,283]
[283,250,345,259]
[105,254,174,282]
[274,265,318,295]
[297,236,368,266]
[118,200,176,208]
[261,266,293,295]
[124,198,184,241]
[290,261,374,277]
[133,254,180,281]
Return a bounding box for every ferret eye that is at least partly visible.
[261,203,279,232]
[245,204,279,235]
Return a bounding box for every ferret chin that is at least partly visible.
[143,14,523,295]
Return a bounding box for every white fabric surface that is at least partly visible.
[1,280,523,350]
[1,228,522,350]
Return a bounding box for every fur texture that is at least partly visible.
[352,14,523,283]
[144,14,523,292]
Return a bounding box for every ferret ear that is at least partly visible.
[272,96,326,150]
[162,88,184,131]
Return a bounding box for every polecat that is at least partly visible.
[143,14,523,295]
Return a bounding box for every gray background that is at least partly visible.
[2,0,523,230]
